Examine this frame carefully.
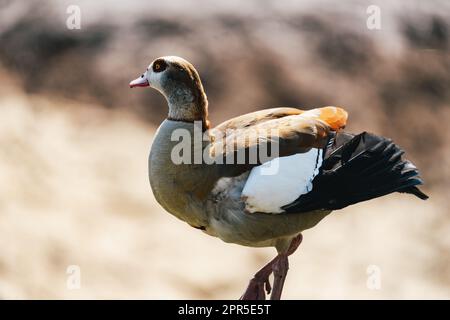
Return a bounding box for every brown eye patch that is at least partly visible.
[152,59,167,73]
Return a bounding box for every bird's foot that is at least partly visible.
[240,233,303,300]
[240,256,276,300]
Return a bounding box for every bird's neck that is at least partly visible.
[166,84,210,131]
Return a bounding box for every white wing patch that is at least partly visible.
[241,149,323,214]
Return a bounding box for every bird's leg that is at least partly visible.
[240,255,278,300]
[270,253,288,300]
[240,233,303,300]
[286,233,303,256]
[270,233,303,300]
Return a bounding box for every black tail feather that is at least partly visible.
[401,186,429,200]
[283,131,428,213]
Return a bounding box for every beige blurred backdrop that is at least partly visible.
[0,0,449,299]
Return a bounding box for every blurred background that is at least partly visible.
[0,0,449,299]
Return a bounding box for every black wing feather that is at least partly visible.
[282,131,428,213]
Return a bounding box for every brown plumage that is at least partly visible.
[130,56,427,300]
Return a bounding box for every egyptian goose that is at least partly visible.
[130,56,428,300]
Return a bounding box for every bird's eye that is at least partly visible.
[152,59,167,73]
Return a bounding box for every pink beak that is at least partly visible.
[129,74,149,88]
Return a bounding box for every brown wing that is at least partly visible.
[212,106,347,133]
[208,111,337,178]
[211,107,304,134]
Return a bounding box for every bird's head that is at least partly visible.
[130,56,209,128]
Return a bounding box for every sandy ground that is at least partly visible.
[0,84,449,299]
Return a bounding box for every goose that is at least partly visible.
[129,56,428,300]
